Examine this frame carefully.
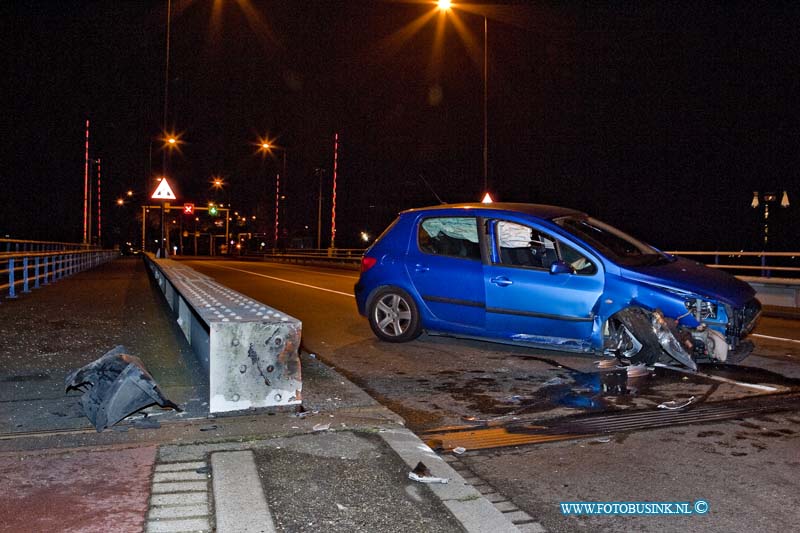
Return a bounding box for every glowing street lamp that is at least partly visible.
[436,1,490,200]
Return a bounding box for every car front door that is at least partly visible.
[484,218,603,350]
[407,215,485,331]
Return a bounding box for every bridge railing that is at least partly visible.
[245,248,364,268]
[1,240,117,299]
[0,238,97,254]
[246,248,800,278]
[665,251,800,277]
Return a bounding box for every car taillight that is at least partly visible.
[361,256,377,273]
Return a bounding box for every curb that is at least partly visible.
[377,427,522,533]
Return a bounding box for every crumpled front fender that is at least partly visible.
[65,345,180,432]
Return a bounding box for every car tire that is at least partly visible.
[368,287,422,343]
[610,308,666,365]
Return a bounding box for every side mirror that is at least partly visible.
[549,260,572,275]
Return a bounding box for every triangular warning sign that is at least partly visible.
[151,178,177,200]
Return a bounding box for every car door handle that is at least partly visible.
[490,276,513,287]
[414,264,430,272]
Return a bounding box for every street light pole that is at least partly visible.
[315,168,325,249]
[437,1,490,197]
[259,141,289,249]
[483,14,488,193]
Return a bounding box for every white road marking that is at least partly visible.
[210,264,355,298]
[655,363,781,392]
[752,333,800,344]
[227,260,359,279]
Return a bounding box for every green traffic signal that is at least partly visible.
[209,206,218,216]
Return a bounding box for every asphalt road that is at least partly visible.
[183,258,800,533]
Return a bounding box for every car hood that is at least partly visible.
[619,256,756,306]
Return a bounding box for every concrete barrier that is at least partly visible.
[144,254,302,413]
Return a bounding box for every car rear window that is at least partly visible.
[418,217,481,260]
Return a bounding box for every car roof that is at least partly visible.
[400,202,586,221]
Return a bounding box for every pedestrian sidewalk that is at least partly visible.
[0,257,524,533]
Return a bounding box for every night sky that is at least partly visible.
[2,1,798,250]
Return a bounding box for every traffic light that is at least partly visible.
[209,205,218,216]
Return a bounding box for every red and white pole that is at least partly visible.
[83,120,90,244]
[330,133,338,249]
[96,157,102,245]
[274,172,280,247]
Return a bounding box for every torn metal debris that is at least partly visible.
[65,345,180,432]
[657,396,696,410]
[408,461,449,484]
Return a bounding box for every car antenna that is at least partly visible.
[419,174,446,204]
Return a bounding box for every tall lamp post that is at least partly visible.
[437,0,490,199]
[259,141,288,248]
[211,177,231,252]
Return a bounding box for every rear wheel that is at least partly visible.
[368,287,422,342]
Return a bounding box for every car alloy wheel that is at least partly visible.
[368,287,421,342]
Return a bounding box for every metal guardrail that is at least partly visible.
[144,253,302,413]
[666,251,800,276]
[246,248,363,269]
[1,238,97,254]
[1,248,118,299]
[247,248,800,277]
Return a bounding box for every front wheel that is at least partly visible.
[368,287,422,342]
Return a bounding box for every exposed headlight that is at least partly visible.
[685,298,717,320]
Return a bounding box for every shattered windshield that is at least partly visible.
[554,216,669,267]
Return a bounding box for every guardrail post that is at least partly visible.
[34,256,40,289]
[7,258,17,299]
[22,257,30,293]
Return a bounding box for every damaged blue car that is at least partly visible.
[354,203,761,370]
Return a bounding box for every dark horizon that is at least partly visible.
[2,1,798,251]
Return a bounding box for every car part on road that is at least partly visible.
[408,461,449,484]
[65,345,181,432]
[657,396,696,410]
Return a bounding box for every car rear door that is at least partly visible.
[483,218,603,347]
[406,215,485,330]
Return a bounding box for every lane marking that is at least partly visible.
[655,363,781,392]
[209,264,355,298]
[226,260,360,280]
[752,333,800,344]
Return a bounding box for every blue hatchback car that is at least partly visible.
[354,203,761,370]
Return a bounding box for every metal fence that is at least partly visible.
[666,251,800,278]
[246,248,800,278]
[245,248,364,269]
[1,239,118,299]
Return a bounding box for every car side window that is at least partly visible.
[559,241,597,275]
[418,217,481,260]
[495,221,558,269]
[493,220,595,274]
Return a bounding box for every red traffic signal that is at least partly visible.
[183,203,194,215]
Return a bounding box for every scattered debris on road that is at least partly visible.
[657,396,696,410]
[408,462,449,484]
